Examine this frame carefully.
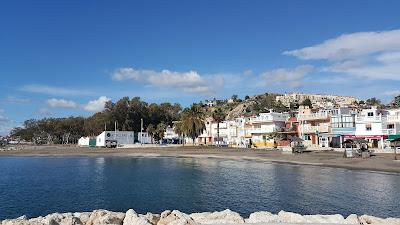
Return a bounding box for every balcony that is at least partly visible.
[297,113,329,121]
[387,115,400,122]
[356,115,387,123]
[383,129,397,135]
[301,124,329,133]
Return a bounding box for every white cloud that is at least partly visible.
[259,65,314,88]
[83,96,111,112]
[19,84,93,96]
[5,96,31,104]
[111,68,224,95]
[0,111,16,136]
[47,96,110,113]
[47,98,78,108]
[383,90,400,97]
[284,29,400,80]
[284,29,400,61]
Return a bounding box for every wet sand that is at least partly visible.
[1,145,400,173]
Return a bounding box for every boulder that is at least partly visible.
[303,214,347,223]
[244,211,280,223]
[2,217,34,225]
[157,210,195,225]
[344,214,360,224]
[86,210,125,225]
[140,213,160,225]
[190,209,244,224]
[123,209,152,225]
[277,211,305,223]
[359,215,386,224]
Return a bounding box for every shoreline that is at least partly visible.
[1,145,400,174]
[1,208,398,225]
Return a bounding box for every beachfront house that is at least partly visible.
[96,131,135,147]
[248,111,289,148]
[296,106,331,147]
[350,107,388,149]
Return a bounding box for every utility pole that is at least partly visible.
[140,118,143,145]
[114,121,117,139]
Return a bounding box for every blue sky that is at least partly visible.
[1,0,400,134]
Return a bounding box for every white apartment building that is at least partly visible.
[351,107,388,149]
[248,112,289,147]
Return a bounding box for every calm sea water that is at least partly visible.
[0,156,399,220]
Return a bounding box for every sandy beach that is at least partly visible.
[1,145,399,173]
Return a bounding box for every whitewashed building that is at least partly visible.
[96,131,135,147]
[351,107,388,149]
[248,112,289,147]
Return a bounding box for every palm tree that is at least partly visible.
[267,131,283,148]
[212,107,226,147]
[146,124,155,144]
[181,104,206,145]
[173,121,185,145]
[156,123,166,144]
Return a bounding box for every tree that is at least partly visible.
[181,104,206,145]
[366,98,381,106]
[155,123,166,144]
[267,131,283,148]
[301,98,313,108]
[212,107,225,146]
[173,121,185,145]
[244,95,250,100]
[146,124,156,144]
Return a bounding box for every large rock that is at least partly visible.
[2,216,35,225]
[277,211,305,223]
[86,210,125,225]
[303,214,347,223]
[123,209,152,225]
[34,212,91,225]
[139,213,160,225]
[244,211,280,223]
[190,209,244,224]
[344,214,360,224]
[157,210,195,225]
[359,215,400,225]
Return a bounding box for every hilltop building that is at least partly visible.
[276,93,358,108]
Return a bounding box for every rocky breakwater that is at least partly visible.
[2,209,400,225]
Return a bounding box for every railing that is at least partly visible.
[297,113,329,120]
[383,129,396,135]
[301,124,330,133]
[355,115,386,122]
[387,115,400,122]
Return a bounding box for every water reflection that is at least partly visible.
[0,156,399,220]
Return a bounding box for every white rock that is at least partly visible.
[303,214,346,223]
[123,209,152,225]
[277,211,305,223]
[383,217,400,225]
[359,214,386,224]
[139,213,160,225]
[157,210,195,225]
[344,214,360,224]
[86,209,125,225]
[190,209,244,224]
[244,211,280,223]
[2,218,34,225]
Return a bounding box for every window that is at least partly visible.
[387,124,395,129]
[367,112,374,117]
[366,124,372,131]
[303,134,311,140]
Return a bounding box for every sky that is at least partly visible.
[1,0,400,135]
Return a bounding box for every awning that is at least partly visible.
[387,134,400,142]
